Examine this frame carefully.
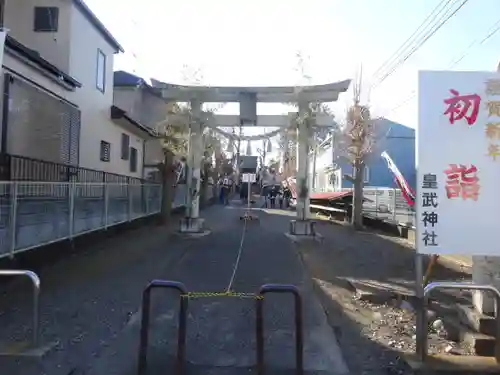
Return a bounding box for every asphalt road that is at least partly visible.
[0,200,349,375]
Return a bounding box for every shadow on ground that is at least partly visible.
[259,208,472,374]
[311,218,470,303]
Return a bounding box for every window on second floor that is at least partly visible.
[100,140,110,162]
[364,166,370,184]
[121,134,130,160]
[96,49,106,93]
[34,7,59,32]
[130,147,138,172]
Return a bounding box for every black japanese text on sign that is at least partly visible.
[421,174,438,247]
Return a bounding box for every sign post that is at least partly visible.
[415,71,500,364]
[241,173,257,221]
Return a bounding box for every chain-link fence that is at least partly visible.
[341,187,415,226]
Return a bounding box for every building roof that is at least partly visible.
[113,70,144,86]
[375,118,415,139]
[5,36,82,88]
[113,70,165,99]
[72,0,124,53]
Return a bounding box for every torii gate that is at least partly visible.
[151,79,351,236]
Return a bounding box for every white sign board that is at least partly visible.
[242,173,256,183]
[417,71,500,256]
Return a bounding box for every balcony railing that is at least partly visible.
[0,153,157,184]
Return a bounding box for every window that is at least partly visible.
[130,147,138,172]
[34,7,59,32]
[100,141,110,162]
[121,133,130,160]
[364,166,370,183]
[96,49,106,92]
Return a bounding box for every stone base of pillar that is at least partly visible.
[178,217,210,237]
[285,219,323,244]
[289,219,316,236]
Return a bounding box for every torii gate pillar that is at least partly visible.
[289,102,315,237]
[179,99,207,234]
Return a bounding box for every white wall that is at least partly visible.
[4,0,72,71]
[113,86,165,166]
[68,6,144,178]
[113,87,142,118]
[315,146,333,169]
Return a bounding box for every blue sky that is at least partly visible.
[85,0,500,160]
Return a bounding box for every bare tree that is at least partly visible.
[336,69,373,229]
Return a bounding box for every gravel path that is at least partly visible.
[0,211,195,375]
[0,203,349,375]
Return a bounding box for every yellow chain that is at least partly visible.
[181,291,263,299]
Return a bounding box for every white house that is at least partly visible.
[0,0,156,180]
[112,70,167,179]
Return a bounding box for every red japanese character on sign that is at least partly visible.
[443,89,481,126]
[444,164,480,201]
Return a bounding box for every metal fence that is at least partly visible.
[0,182,163,258]
[0,181,217,259]
[341,187,416,226]
[0,153,157,184]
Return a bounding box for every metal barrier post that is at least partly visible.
[416,281,500,362]
[104,183,109,229]
[415,254,425,360]
[256,284,303,375]
[138,280,188,375]
[128,184,133,221]
[69,182,75,238]
[0,270,40,346]
[9,182,18,259]
[392,188,397,222]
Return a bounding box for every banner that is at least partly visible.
[381,151,416,205]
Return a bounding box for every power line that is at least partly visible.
[372,0,469,89]
[381,14,500,118]
[447,17,500,68]
[374,0,469,88]
[371,0,452,81]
